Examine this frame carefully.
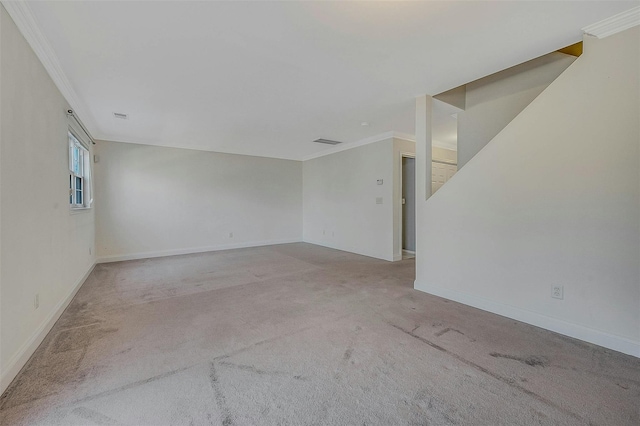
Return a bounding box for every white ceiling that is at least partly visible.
[18,1,636,160]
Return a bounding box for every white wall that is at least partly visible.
[94,141,302,261]
[302,137,458,262]
[432,146,457,164]
[415,27,640,357]
[303,138,396,261]
[0,5,96,392]
[457,52,575,168]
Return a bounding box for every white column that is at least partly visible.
[414,95,433,285]
[415,95,433,201]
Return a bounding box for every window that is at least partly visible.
[69,131,91,209]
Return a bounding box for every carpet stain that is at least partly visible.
[209,362,234,426]
[0,346,90,410]
[71,406,119,425]
[218,361,300,380]
[490,353,549,367]
[66,301,89,316]
[219,361,270,375]
[0,374,57,411]
[70,365,194,406]
[388,323,586,424]
[343,348,354,361]
[435,327,464,338]
[3,245,637,425]
[51,325,118,354]
[219,360,309,383]
[116,347,133,355]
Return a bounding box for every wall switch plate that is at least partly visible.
[552,285,564,300]
[34,294,40,310]
[377,179,383,185]
[376,197,383,204]
[229,232,233,238]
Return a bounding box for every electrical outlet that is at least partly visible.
[552,285,564,300]
[34,294,40,310]
[376,197,383,204]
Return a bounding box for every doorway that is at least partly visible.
[401,156,416,258]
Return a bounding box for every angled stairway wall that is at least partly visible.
[415,27,640,357]
[456,52,576,168]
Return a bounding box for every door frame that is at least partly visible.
[399,152,416,257]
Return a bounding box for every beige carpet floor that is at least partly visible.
[1,243,638,425]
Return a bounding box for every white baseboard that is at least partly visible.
[393,250,416,261]
[97,238,302,263]
[415,280,640,358]
[303,238,393,262]
[0,262,97,395]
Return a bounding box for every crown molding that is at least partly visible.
[582,6,640,39]
[2,0,98,136]
[391,132,416,143]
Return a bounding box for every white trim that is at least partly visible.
[303,239,393,262]
[97,238,302,263]
[414,280,640,358]
[0,262,97,394]
[397,152,417,261]
[393,132,418,143]
[582,6,640,39]
[1,1,98,135]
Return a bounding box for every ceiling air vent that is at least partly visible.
[113,112,128,120]
[313,138,342,145]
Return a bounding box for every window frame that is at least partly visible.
[68,129,92,211]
